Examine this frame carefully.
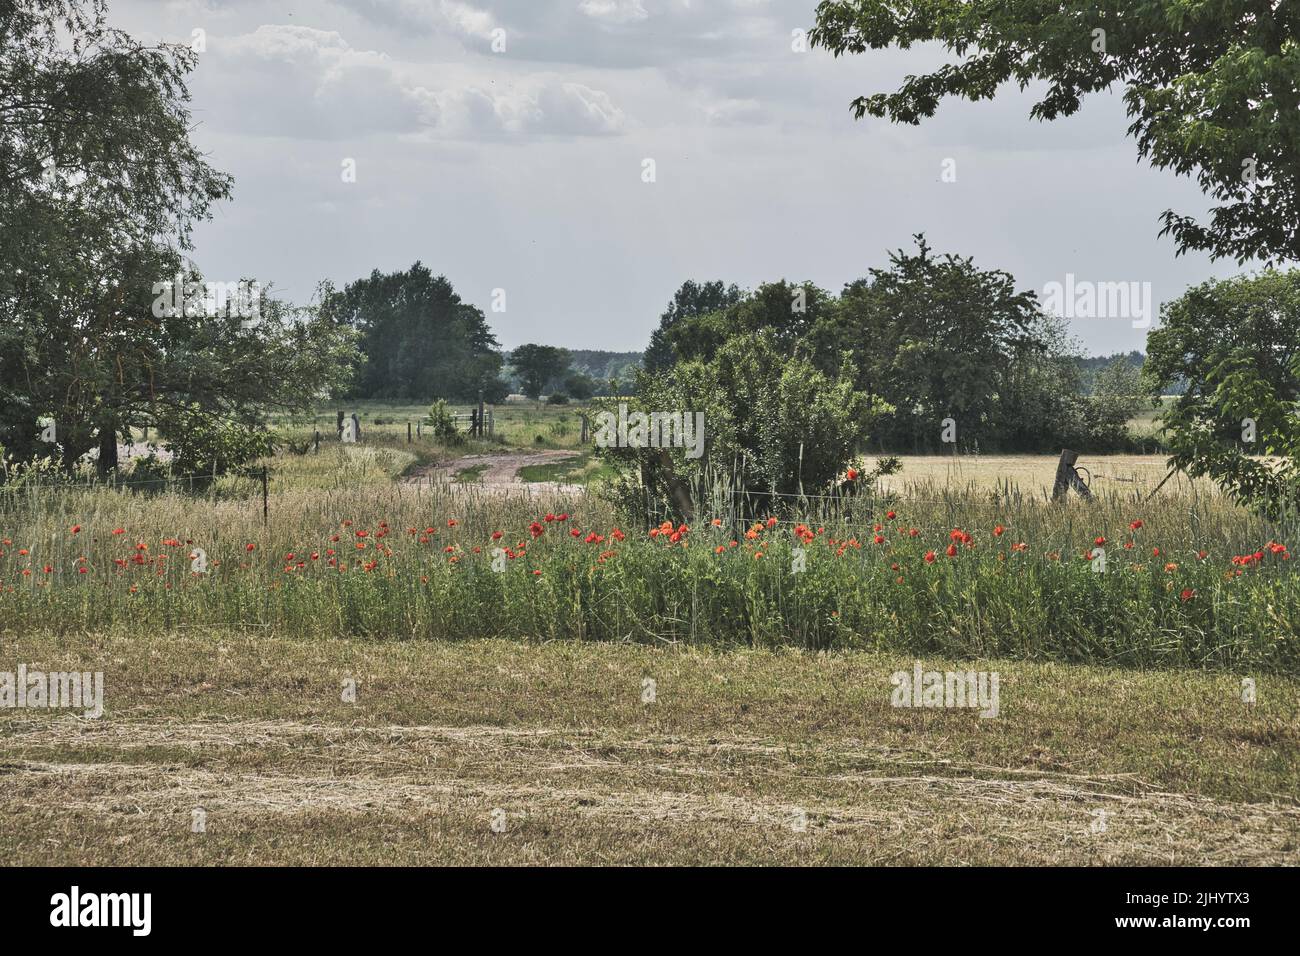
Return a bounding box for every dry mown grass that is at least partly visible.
[871,454,1218,499]
[1,631,1296,865]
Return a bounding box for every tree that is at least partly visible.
[666,280,831,366]
[0,249,357,474]
[1143,270,1300,512]
[1092,355,1145,425]
[1,1,232,255]
[1,0,229,474]
[564,371,597,401]
[0,2,357,477]
[319,263,503,401]
[510,344,571,401]
[643,280,744,371]
[810,1,1300,264]
[806,236,1043,451]
[594,331,888,520]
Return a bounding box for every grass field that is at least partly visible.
[870,453,1215,500]
[268,400,591,453]
[1,631,1295,865]
[4,454,1294,670]
[3,414,1297,865]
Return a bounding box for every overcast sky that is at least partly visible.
[111,0,1246,356]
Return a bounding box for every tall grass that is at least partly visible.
[2,459,1297,672]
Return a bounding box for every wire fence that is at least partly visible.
[0,466,271,523]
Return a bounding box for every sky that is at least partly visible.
[108,0,1249,356]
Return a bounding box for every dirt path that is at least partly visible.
[405,449,585,496]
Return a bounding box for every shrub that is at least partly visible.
[425,400,461,444]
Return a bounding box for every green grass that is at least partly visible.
[453,463,489,484]
[517,452,618,485]
[0,631,1294,865]
[5,435,1298,865]
[263,400,593,453]
[2,464,1297,671]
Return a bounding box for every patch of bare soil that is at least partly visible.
[404,449,584,496]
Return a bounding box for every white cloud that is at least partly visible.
[204,25,624,140]
[438,0,498,39]
[704,97,764,126]
[106,0,1236,356]
[409,80,624,137]
[578,0,649,24]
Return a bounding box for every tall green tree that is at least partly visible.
[665,280,831,366]
[642,280,744,372]
[594,332,886,520]
[810,1,1300,264]
[807,236,1043,451]
[510,344,571,401]
[1144,270,1300,512]
[319,263,505,402]
[0,1,357,476]
[0,0,249,474]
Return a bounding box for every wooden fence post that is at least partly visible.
[407,421,412,444]
[1052,449,1093,501]
[261,466,269,525]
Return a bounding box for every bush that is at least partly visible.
[425,400,461,444]
[153,405,274,477]
[592,331,889,521]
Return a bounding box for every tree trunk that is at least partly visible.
[655,448,695,522]
[96,424,118,477]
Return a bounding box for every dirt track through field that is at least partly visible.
[405,450,584,496]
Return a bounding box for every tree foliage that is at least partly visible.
[1144,270,1300,513]
[809,236,1046,451]
[509,344,572,400]
[651,237,1126,453]
[596,332,887,520]
[642,280,744,372]
[810,0,1300,264]
[319,263,504,402]
[0,0,356,477]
